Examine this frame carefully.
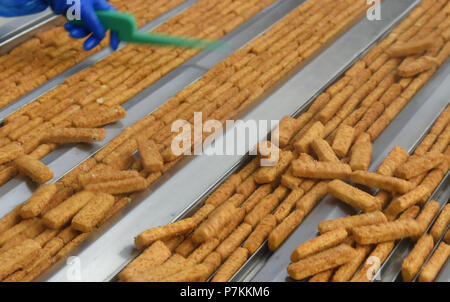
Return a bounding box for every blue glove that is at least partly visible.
[0,0,119,51]
[48,0,120,51]
[0,0,48,17]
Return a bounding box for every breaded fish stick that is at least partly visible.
[268,209,306,252]
[350,133,372,171]
[294,121,325,153]
[351,241,395,282]
[292,160,352,180]
[211,248,249,282]
[78,170,140,187]
[384,185,429,220]
[254,151,293,184]
[244,186,288,227]
[243,214,277,255]
[291,229,348,262]
[395,151,445,179]
[192,202,236,243]
[287,244,356,280]
[350,171,414,194]
[0,142,24,165]
[402,234,434,282]
[318,211,387,234]
[42,191,95,229]
[135,218,197,250]
[128,254,188,282]
[13,155,53,183]
[0,239,41,280]
[241,184,272,213]
[430,204,450,243]
[311,138,339,163]
[328,180,380,212]
[296,181,329,215]
[444,229,449,244]
[387,37,435,57]
[20,183,58,218]
[41,128,106,144]
[352,219,421,245]
[309,269,334,282]
[274,188,304,223]
[377,145,410,176]
[138,138,164,172]
[332,244,372,282]
[419,242,450,282]
[397,56,439,77]
[73,105,126,128]
[273,116,303,148]
[204,174,241,207]
[413,200,440,241]
[216,223,252,260]
[84,176,148,194]
[118,240,171,281]
[71,193,115,233]
[332,125,355,158]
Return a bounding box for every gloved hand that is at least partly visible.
[48,0,120,51]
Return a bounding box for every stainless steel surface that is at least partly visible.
[0,0,297,220]
[38,0,425,282]
[0,0,198,122]
[249,65,450,283]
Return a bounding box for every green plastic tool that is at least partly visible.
[69,10,223,50]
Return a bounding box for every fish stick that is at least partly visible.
[419,242,450,282]
[402,234,434,282]
[20,183,59,219]
[332,125,355,157]
[0,239,41,280]
[84,176,148,194]
[291,228,348,262]
[318,211,388,234]
[187,238,220,265]
[294,121,325,153]
[328,180,380,212]
[161,262,211,282]
[192,202,236,243]
[236,175,257,199]
[350,171,414,194]
[311,138,339,163]
[135,218,196,250]
[444,229,449,244]
[352,219,421,245]
[384,185,429,220]
[42,191,95,229]
[377,145,410,176]
[72,105,126,128]
[204,174,241,207]
[332,244,372,282]
[78,170,140,187]
[243,214,277,255]
[128,254,188,282]
[118,240,171,281]
[430,204,450,243]
[413,200,440,241]
[241,184,272,213]
[387,37,435,57]
[71,193,115,233]
[211,248,249,282]
[350,133,372,171]
[244,186,288,227]
[268,209,306,252]
[273,116,303,148]
[41,128,106,144]
[309,269,334,282]
[292,160,352,180]
[287,244,356,280]
[13,155,53,184]
[138,138,164,172]
[254,151,293,184]
[296,181,328,215]
[351,241,395,282]
[395,151,445,179]
[397,56,439,77]
[191,204,216,226]
[274,188,304,223]
[216,223,252,260]
[0,142,24,165]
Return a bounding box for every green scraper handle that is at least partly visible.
[69,10,222,50]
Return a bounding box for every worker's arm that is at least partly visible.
[0,0,119,51]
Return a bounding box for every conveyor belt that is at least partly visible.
[0,0,295,220]
[36,0,428,282]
